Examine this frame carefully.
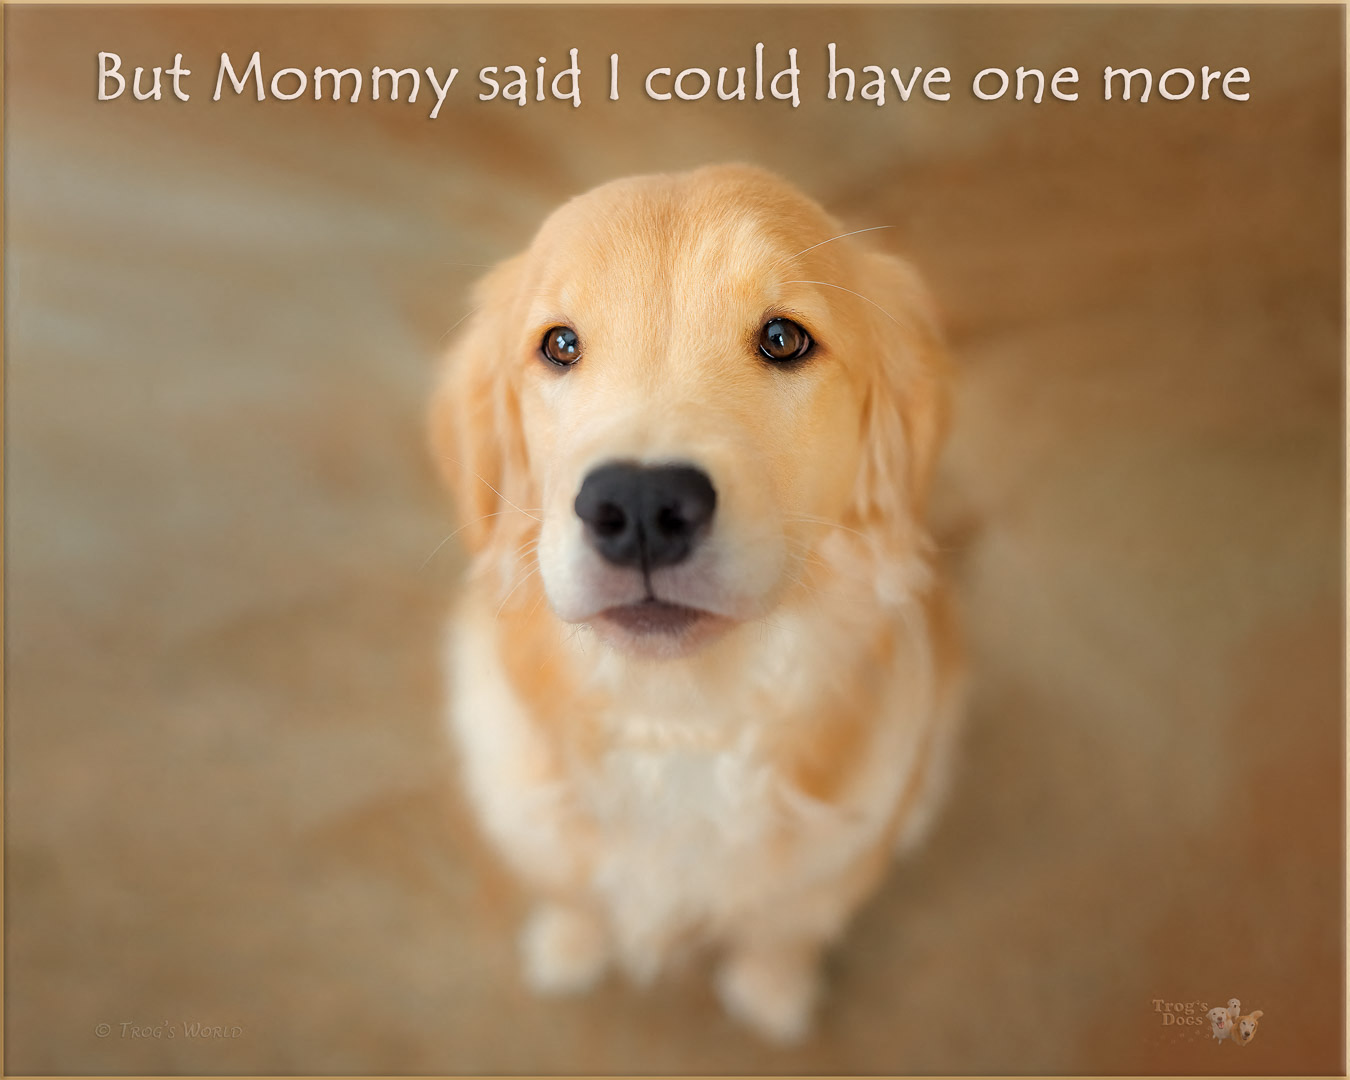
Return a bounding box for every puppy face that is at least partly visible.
[1207,1006,1230,1033]
[432,166,947,658]
[1236,1011,1262,1045]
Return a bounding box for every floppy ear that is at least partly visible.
[849,251,952,543]
[1250,1011,1263,1020]
[428,254,531,558]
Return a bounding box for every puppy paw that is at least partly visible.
[519,903,610,996]
[715,945,820,1045]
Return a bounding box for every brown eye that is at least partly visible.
[541,325,581,367]
[758,318,813,363]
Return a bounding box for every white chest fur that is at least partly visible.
[445,595,938,978]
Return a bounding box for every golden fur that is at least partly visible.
[429,165,963,1042]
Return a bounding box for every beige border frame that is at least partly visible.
[0,2,1343,1078]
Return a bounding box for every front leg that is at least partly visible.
[715,842,890,1043]
[446,606,605,994]
[716,939,823,1045]
[520,901,611,995]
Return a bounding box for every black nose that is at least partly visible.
[574,463,717,570]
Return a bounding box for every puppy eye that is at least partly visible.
[541,325,582,367]
[758,318,813,363]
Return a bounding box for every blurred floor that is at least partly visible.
[3,5,1344,1074]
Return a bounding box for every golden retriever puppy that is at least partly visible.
[429,164,964,1043]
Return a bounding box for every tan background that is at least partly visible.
[3,4,1344,1074]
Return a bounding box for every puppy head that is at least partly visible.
[1207,1006,1230,1031]
[1227,998,1241,1019]
[431,165,948,658]
[1236,1011,1262,1045]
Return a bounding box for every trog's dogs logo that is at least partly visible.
[1153,997,1264,1046]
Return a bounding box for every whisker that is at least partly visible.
[781,542,910,614]
[782,279,901,326]
[784,225,895,263]
[495,565,540,622]
[437,456,543,523]
[784,513,871,542]
[749,614,790,635]
[420,509,544,570]
[436,304,481,345]
[526,584,549,620]
[484,537,540,620]
[780,563,833,621]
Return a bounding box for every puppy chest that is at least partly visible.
[580,742,787,916]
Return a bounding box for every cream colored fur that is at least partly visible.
[431,165,964,1043]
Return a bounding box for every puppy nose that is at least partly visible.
[574,462,717,570]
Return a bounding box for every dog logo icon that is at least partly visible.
[1208,996,1263,1046]
[1235,1010,1264,1046]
